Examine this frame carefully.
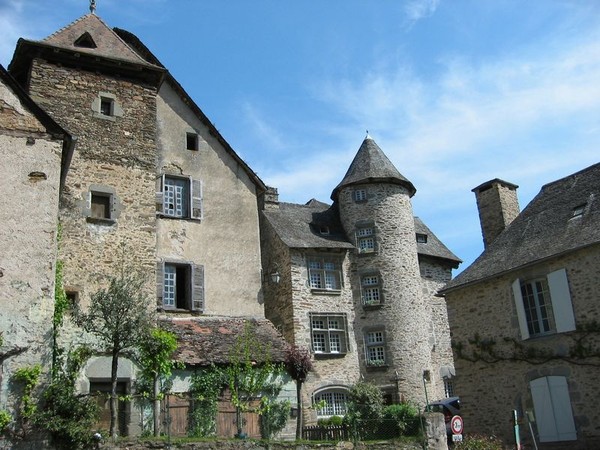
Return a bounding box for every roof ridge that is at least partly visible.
[43,14,91,41]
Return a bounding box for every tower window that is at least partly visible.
[416,233,428,243]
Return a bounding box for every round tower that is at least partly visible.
[332,135,432,404]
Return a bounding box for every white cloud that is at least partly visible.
[403,0,440,27]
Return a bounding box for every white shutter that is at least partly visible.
[190,178,203,220]
[548,376,577,441]
[84,191,92,217]
[156,260,164,307]
[155,175,164,214]
[512,279,530,340]
[530,376,576,442]
[547,269,575,333]
[192,264,204,312]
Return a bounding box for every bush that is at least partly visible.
[453,434,504,450]
[0,410,11,434]
[318,415,344,426]
[344,381,384,439]
[259,399,291,439]
[381,403,421,436]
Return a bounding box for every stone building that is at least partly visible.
[0,62,73,421]
[4,11,288,438]
[441,163,600,449]
[260,135,461,423]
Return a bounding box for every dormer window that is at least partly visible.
[416,233,428,243]
[571,204,586,218]
[319,226,330,235]
[74,32,97,49]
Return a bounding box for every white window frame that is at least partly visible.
[307,256,342,292]
[361,274,382,306]
[314,388,349,417]
[156,174,203,220]
[356,227,376,254]
[512,268,575,340]
[157,260,204,312]
[310,313,348,355]
[365,330,386,366]
[530,376,577,442]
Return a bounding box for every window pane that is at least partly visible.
[313,333,326,352]
[163,265,176,307]
[163,178,188,217]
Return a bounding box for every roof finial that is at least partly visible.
[90,0,97,14]
[365,130,372,140]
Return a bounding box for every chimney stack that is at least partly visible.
[260,186,280,210]
[472,179,520,248]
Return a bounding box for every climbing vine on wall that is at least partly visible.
[188,365,224,437]
[453,321,600,366]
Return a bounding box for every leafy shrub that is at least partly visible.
[454,434,504,450]
[344,381,384,439]
[259,399,291,439]
[318,415,344,426]
[0,410,11,434]
[381,402,421,437]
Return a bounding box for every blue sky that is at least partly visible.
[1,0,599,273]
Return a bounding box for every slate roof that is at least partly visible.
[263,199,460,265]
[442,162,600,292]
[415,217,461,266]
[331,136,416,201]
[160,317,289,367]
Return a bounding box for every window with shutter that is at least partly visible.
[156,175,203,220]
[85,185,118,223]
[158,260,203,312]
[512,268,575,339]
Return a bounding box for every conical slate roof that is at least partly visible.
[331,136,416,201]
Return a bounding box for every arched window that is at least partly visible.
[313,387,349,417]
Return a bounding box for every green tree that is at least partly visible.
[284,345,313,439]
[75,271,153,439]
[225,322,282,437]
[136,327,179,436]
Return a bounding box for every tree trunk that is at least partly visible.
[110,349,119,439]
[153,375,161,437]
[295,380,303,440]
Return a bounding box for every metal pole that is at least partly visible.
[513,410,521,450]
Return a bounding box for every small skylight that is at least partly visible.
[571,204,586,218]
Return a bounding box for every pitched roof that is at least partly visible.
[415,217,461,267]
[9,14,165,86]
[159,317,289,367]
[113,28,267,193]
[331,136,416,201]
[263,199,460,265]
[442,162,600,292]
[262,201,354,249]
[0,63,74,190]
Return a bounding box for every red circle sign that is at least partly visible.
[450,415,463,434]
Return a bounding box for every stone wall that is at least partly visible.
[445,245,600,448]
[337,182,432,404]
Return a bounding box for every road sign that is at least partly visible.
[451,415,463,435]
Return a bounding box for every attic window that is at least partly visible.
[100,97,113,116]
[74,32,97,49]
[186,132,199,151]
[319,226,330,235]
[416,233,428,243]
[571,204,586,218]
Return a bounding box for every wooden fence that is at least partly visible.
[302,424,349,441]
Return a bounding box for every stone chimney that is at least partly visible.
[260,186,280,210]
[472,179,520,248]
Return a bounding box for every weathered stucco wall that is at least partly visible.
[0,80,63,409]
[156,83,263,317]
[445,246,600,448]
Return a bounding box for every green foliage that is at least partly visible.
[188,366,225,437]
[35,347,100,450]
[0,410,11,434]
[381,403,421,436]
[259,398,291,439]
[138,328,179,381]
[318,415,344,426]
[344,381,384,440]
[53,259,69,377]
[13,365,41,420]
[453,434,504,450]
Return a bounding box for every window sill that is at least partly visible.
[357,250,377,256]
[157,307,202,315]
[363,303,383,310]
[366,363,389,370]
[157,213,201,222]
[313,352,347,359]
[86,217,116,226]
[310,289,342,295]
